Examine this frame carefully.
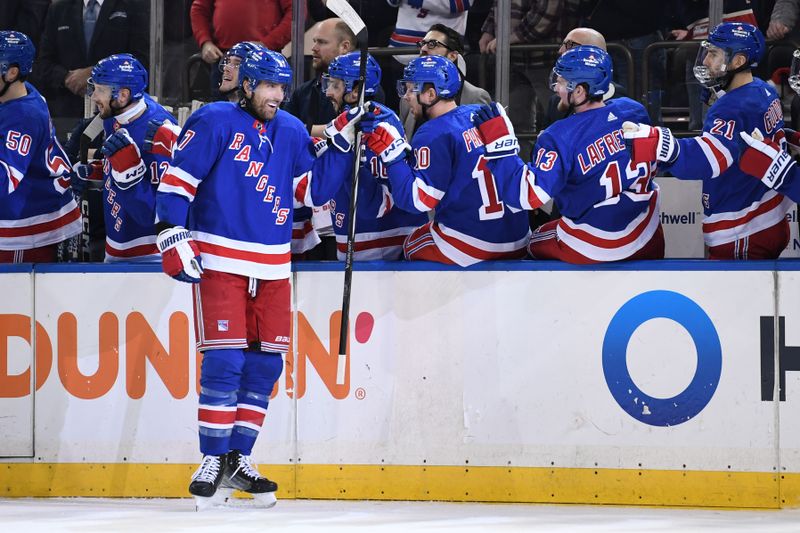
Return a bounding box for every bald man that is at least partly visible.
[284,19,357,136]
[545,27,627,125]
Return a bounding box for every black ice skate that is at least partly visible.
[189,454,229,510]
[221,450,278,508]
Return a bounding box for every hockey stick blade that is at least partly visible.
[325,0,366,37]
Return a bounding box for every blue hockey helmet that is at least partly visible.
[694,22,765,88]
[239,48,292,99]
[0,31,35,76]
[549,45,612,97]
[396,55,461,99]
[219,41,263,72]
[323,52,382,96]
[89,53,148,101]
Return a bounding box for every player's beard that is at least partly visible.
[328,95,342,114]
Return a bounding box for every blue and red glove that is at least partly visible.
[621,122,679,165]
[739,130,795,189]
[100,128,147,189]
[69,160,104,195]
[324,106,366,152]
[472,102,519,159]
[156,226,203,283]
[144,118,181,158]
[364,122,410,166]
[360,102,398,131]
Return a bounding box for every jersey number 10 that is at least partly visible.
[472,155,504,220]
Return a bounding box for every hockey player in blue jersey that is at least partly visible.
[81,54,177,262]
[360,55,530,265]
[218,41,264,102]
[154,47,358,508]
[624,23,791,259]
[0,31,81,263]
[737,49,800,207]
[470,46,664,263]
[303,51,426,259]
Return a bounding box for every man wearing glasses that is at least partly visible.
[544,27,626,127]
[399,24,491,137]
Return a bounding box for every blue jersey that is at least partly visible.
[665,78,792,246]
[0,83,80,250]
[384,104,530,266]
[101,96,175,262]
[487,98,661,261]
[156,103,349,280]
[300,114,427,261]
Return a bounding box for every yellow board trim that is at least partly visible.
[1,463,796,508]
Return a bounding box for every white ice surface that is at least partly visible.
[1,498,800,533]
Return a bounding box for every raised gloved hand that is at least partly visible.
[621,121,679,165]
[100,128,147,189]
[144,118,181,158]
[739,129,795,189]
[361,101,399,132]
[472,102,519,159]
[156,226,203,283]
[324,106,366,152]
[364,121,410,166]
[69,160,104,195]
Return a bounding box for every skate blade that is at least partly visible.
[193,487,234,511]
[252,491,277,508]
[222,490,277,509]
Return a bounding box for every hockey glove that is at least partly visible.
[621,122,679,165]
[324,106,366,152]
[472,102,519,159]
[157,226,204,283]
[69,160,104,195]
[144,119,181,158]
[361,102,400,133]
[364,122,411,166]
[101,128,147,189]
[310,136,329,157]
[739,130,795,190]
[782,127,800,155]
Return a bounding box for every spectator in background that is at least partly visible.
[399,23,491,137]
[285,18,357,136]
[585,1,667,125]
[386,0,472,110]
[190,0,292,95]
[766,0,800,39]
[284,18,361,260]
[36,0,148,122]
[543,26,627,127]
[308,0,397,47]
[0,0,51,49]
[480,0,584,149]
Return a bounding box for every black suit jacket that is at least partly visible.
[0,0,51,48]
[35,0,148,119]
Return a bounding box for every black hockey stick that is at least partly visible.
[76,114,104,261]
[326,0,368,385]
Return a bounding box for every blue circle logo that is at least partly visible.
[602,290,722,426]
